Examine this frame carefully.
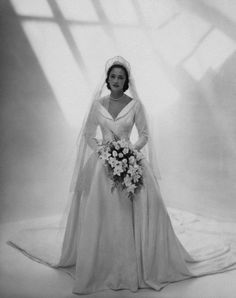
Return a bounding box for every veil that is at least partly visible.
[59,56,162,232]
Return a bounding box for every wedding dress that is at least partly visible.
[7,58,236,295]
[56,96,236,294]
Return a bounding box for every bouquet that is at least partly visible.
[96,133,144,200]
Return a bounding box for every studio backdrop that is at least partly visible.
[1,0,236,223]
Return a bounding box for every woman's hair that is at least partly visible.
[105,64,129,91]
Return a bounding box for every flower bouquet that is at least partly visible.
[96,133,144,200]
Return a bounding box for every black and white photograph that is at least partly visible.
[1,0,236,297]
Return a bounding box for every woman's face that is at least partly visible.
[108,67,126,92]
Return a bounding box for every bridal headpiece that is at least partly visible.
[105,56,131,76]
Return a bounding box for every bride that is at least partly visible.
[8,56,236,294]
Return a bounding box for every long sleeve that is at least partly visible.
[83,101,99,151]
[133,101,149,151]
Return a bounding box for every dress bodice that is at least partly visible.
[97,99,136,142]
[84,96,149,151]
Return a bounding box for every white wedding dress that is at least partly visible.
[8,96,236,294]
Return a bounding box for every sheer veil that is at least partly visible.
[59,56,162,231]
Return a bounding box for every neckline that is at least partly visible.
[99,96,135,121]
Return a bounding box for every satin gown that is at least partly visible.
[8,96,236,295]
[56,97,236,294]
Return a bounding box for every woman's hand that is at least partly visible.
[132,143,140,151]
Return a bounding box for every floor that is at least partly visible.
[1,210,236,298]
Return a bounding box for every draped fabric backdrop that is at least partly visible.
[1,0,236,224]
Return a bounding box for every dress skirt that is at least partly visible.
[56,152,236,294]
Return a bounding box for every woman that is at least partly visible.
[8,56,236,294]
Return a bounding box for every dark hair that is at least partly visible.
[105,64,129,92]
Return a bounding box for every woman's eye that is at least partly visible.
[109,74,124,80]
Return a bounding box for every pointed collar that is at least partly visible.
[97,98,136,121]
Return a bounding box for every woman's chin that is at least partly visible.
[111,88,123,93]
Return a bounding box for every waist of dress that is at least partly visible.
[102,136,131,143]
